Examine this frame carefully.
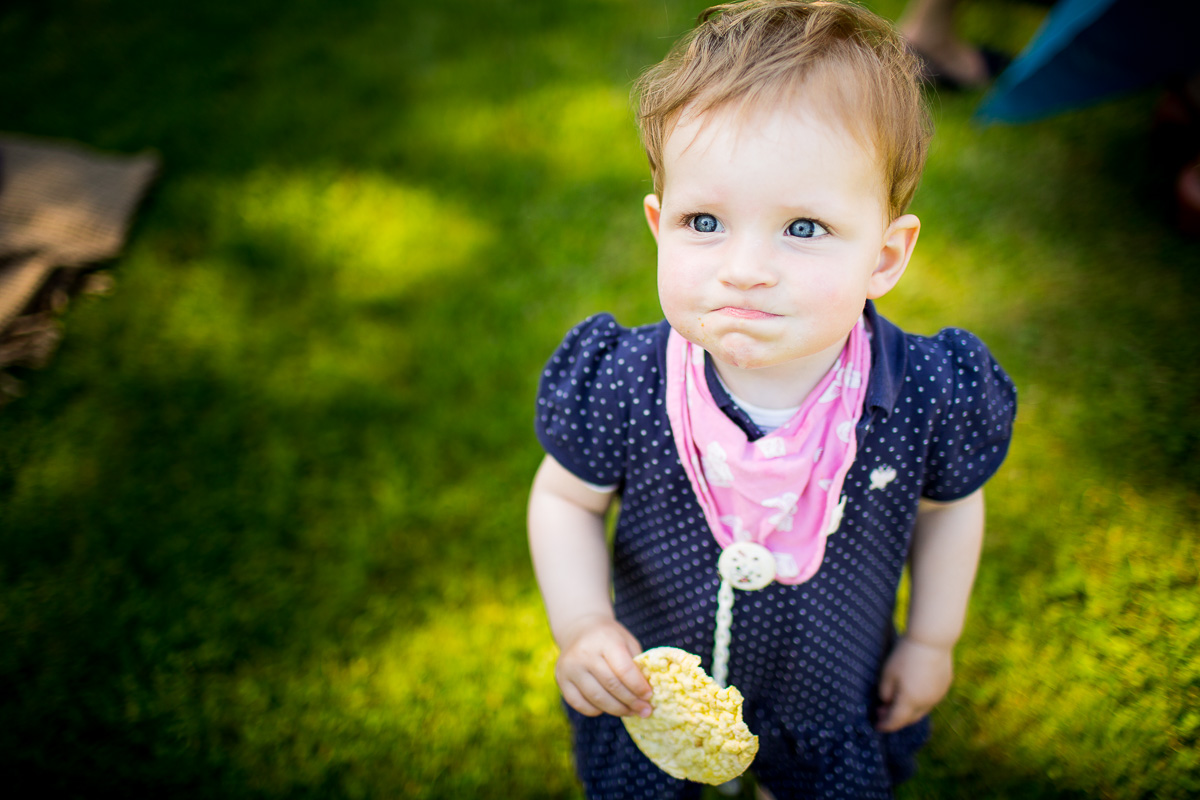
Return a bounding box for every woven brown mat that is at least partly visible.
[0,134,159,402]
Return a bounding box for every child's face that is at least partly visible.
[645,99,918,386]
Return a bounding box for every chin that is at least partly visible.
[708,338,784,371]
[721,353,786,371]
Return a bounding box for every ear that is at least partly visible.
[867,213,920,300]
[643,193,662,242]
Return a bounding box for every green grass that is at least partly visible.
[1,0,1197,797]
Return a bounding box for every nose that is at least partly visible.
[717,234,777,290]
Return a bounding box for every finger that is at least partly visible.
[577,673,642,718]
[560,682,604,717]
[606,648,654,701]
[875,683,905,732]
[594,659,653,717]
[876,695,919,733]
[619,628,645,660]
[556,660,617,717]
[877,671,897,705]
[875,706,900,733]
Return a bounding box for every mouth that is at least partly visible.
[717,306,779,320]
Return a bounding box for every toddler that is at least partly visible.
[528,2,1017,798]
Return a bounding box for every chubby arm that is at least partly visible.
[527,455,652,718]
[876,488,985,733]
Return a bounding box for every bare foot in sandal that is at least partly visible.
[899,0,994,89]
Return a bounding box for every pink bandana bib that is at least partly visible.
[664,318,871,586]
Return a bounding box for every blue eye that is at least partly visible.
[689,214,721,233]
[787,219,828,238]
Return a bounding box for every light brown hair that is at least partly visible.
[634,0,932,219]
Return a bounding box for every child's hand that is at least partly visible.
[555,614,654,718]
[875,636,954,733]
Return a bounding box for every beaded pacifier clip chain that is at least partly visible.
[711,541,778,688]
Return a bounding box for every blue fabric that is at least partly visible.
[977,0,1200,124]
[535,301,1017,799]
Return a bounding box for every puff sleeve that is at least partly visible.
[535,314,631,488]
[921,329,1018,501]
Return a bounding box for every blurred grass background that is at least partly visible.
[0,0,1197,797]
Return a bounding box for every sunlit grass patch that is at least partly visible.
[411,82,647,185]
[203,590,576,799]
[126,169,500,413]
[219,169,493,301]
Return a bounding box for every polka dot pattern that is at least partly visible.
[535,303,1017,799]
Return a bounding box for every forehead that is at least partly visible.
[665,92,865,156]
[661,93,887,214]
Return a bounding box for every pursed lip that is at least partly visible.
[716,306,779,319]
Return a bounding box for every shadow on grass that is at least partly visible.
[0,261,560,797]
[0,0,691,176]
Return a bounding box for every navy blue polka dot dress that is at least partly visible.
[535,301,1017,799]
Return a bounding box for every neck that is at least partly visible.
[711,334,848,409]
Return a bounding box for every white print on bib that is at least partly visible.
[702,441,734,487]
[824,495,847,537]
[755,438,788,459]
[720,515,753,543]
[761,492,799,532]
[773,552,800,580]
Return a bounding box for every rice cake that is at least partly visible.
[622,647,758,784]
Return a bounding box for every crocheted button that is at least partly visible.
[718,542,776,591]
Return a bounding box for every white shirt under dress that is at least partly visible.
[535,300,1017,800]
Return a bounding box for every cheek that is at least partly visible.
[657,253,698,308]
[802,253,874,307]
[658,277,712,349]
